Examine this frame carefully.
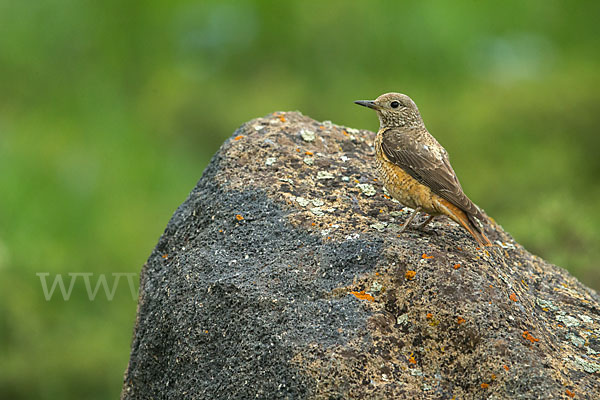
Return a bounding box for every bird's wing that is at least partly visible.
[380,128,482,219]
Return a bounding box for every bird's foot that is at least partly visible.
[398,207,421,233]
[414,214,434,230]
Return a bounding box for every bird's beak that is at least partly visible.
[354,100,377,110]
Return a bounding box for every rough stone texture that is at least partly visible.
[122,112,600,400]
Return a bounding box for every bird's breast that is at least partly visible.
[374,131,439,214]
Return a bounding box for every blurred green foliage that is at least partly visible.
[1,1,599,398]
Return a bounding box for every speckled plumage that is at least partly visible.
[355,92,491,246]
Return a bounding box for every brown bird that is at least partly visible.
[355,92,491,246]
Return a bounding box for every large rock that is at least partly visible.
[121,112,600,399]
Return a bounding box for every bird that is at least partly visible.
[354,92,491,246]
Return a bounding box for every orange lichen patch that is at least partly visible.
[162,254,168,259]
[509,293,518,302]
[503,364,509,371]
[318,125,325,130]
[481,383,489,389]
[296,148,301,152]
[422,253,434,259]
[383,194,391,199]
[350,290,374,301]
[311,222,316,226]
[342,130,348,136]
[373,178,378,181]
[457,317,466,324]
[234,135,244,141]
[235,214,244,221]
[305,151,313,156]
[491,374,497,380]
[456,246,462,251]
[566,389,575,398]
[426,313,433,319]
[522,330,539,343]
[405,270,417,280]
[408,353,416,364]
[278,114,286,123]
[453,263,461,269]
[489,284,494,288]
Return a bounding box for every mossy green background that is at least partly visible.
[1,1,599,398]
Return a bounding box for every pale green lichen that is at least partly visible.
[496,241,516,249]
[579,314,594,324]
[388,224,402,233]
[572,356,600,374]
[536,299,559,311]
[300,129,315,142]
[310,207,324,217]
[311,199,324,207]
[567,332,585,348]
[357,183,376,197]
[295,197,309,207]
[303,156,314,166]
[279,178,294,185]
[370,222,387,232]
[265,157,277,166]
[345,233,360,241]
[557,314,580,327]
[316,171,334,180]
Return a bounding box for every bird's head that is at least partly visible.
[354,92,423,129]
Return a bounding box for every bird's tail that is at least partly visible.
[465,212,492,247]
[436,199,492,247]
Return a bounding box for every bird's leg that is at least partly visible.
[398,207,421,233]
[415,214,434,230]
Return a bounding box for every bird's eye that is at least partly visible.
[390,101,400,109]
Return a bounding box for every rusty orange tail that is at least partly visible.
[436,199,492,247]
